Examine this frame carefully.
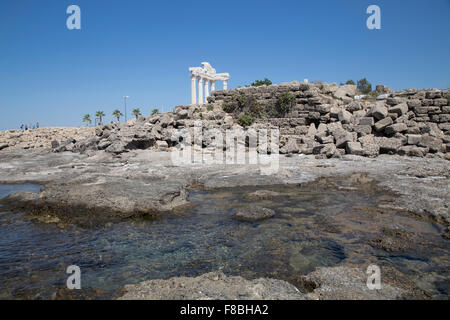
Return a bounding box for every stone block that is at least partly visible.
[377,137,403,154]
[374,117,393,132]
[355,125,372,135]
[406,134,421,145]
[358,117,375,126]
[418,135,443,153]
[338,109,352,124]
[369,102,388,120]
[389,103,409,116]
[318,135,334,144]
[385,123,408,135]
[346,142,364,155]
[398,146,428,157]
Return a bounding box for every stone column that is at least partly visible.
[198,77,204,105]
[191,75,197,105]
[223,80,228,90]
[205,79,210,103]
[211,81,215,92]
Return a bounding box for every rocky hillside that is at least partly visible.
[61,81,450,160]
[210,82,450,158]
[4,81,448,160]
[0,127,95,151]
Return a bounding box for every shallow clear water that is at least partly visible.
[0,178,449,299]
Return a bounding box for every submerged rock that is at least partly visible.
[369,228,422,253]
[243,190,283,200]
[233,206,275,222]
[443,228,450,240]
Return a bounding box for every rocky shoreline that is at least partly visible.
[1,82,449,161]
[1,146,448,226]
[0,82,449,300]
[1,148,449,299]
[117,266,429,300]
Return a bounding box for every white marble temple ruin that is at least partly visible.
[189,62,230,105]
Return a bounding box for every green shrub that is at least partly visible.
[152,109,159,115]
[251,78,272,87]
[244,98,263,117]
[275,92,296,115]
[249,103,263,117]
[357,78,372,94]
[268,108,280,117]
[222,102,236,113]
[222,94,262,118]
[236,94,247,107]
[206,104,214,111]
[237,114,255,127]
[367,91,380,100]
[346,80,355,85]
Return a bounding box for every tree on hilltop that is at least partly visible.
[95,111,105,125]
[112,109,124,122]
[132,108,141,119]
[357,78,372,94]
[251,78,272,87]
[82,114,91,126]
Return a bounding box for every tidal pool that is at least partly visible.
[0,176,448,299]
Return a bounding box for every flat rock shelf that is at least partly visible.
[0,176,448,300]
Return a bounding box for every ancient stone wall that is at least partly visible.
[209,82,450,158]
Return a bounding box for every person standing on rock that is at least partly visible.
[36,122,39,129]
[20,124,24,130]
[25,124,28,130]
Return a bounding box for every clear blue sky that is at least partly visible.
[0,0,449,130]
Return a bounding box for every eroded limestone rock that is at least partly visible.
[233,206,276,222]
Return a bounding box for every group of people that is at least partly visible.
[20,122,39,130]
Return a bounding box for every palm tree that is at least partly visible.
[112,109,124,122]
[132,108,141,119]
[95,111,105,125]
[82,114,92,126]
